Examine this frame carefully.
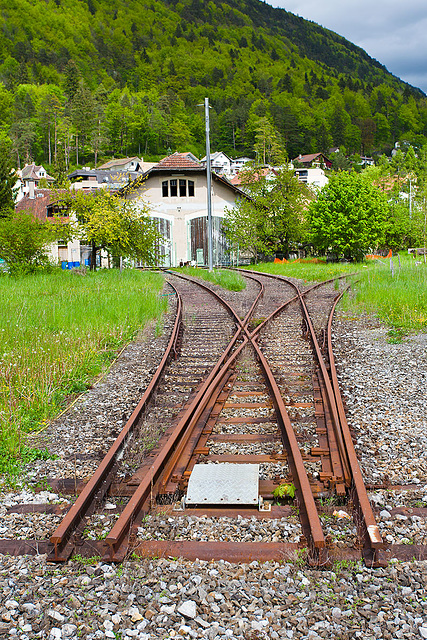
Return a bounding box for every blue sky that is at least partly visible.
[267,0,427,94]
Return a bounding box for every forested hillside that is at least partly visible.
[1,0,426,171]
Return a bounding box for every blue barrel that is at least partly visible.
[84,258,90,266]
[67,262,73,270]
[73,261,80,268]
[61,261,67,270]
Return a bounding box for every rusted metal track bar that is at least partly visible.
[105,335,254,560]
[132,540,301,562]
[327,287,384,563]
[250,337,327,563]
[49,282,183,561]
[105,274,267,559]
[297,291,352,485]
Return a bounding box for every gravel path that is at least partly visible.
[1,287,427,639]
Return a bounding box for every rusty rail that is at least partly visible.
[49,282,183,561]
[326,287,384,565]
[105,274,266,559]
[250,338,327,562]
[105,272,329,562]
[297,291,352,485]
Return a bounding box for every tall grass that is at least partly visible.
[0,269,167,470]
[174,266,246,291]
[241,259,363,282]
[346,255,427,332]
[244,255,427,332]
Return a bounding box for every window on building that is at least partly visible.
[47,203,69,217]
[161,178,195,197]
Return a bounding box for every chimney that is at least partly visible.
[28,181,35,199]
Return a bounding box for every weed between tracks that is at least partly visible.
[173,266,246,291]
[0,269,167,480]
[244,253,427,332]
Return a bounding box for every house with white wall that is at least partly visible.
[294,167,329,190]
[200,153,254,177]
[231,157,252,175]
[200,151,233,177]
[128,152,246,267]
[15,188,84,267]
[15,164,55,201]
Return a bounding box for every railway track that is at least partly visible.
[2,269,422,567]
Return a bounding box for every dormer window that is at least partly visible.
[162,179,195,197]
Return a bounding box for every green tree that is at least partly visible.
[385,197,421,251]
[404,146,418,173]
[0,140,17,217]
[224,165,306,260]
[308,171,389,260]
[57,189,160,269]
[0,211,64,275]
[70,81,96,165]
[331,150,351,172]
[253,116,284,165]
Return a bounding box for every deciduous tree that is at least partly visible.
[224,165,307,261]
[57,189,160,269]
[0,211,64,275]
[308,171,389,260]
[0,140,17,217]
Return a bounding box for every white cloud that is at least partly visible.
[267,0,427,92]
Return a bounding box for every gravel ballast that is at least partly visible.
[0,298,427,639]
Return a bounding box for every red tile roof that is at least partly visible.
[154,152,202,170]
[293,152,331,166]
[15,190,68,221]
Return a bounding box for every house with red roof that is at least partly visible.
[15,188,84,267]
[128,152,247,267]
[293,153,332,169]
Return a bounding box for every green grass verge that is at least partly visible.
[240,258,363,282]
[173,266,246,291]
[345,254,427,334]
[0,268,167,479]
[241,254,427,333]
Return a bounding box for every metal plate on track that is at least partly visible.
[186,463,259,505]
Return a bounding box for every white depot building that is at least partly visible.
[129,152,246,267]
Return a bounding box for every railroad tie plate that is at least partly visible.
[186,463,259,506]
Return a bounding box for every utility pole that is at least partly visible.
[203,98,213,271]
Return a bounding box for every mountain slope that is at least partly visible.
[0,0,426,163]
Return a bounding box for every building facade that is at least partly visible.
[129,153,245,267]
